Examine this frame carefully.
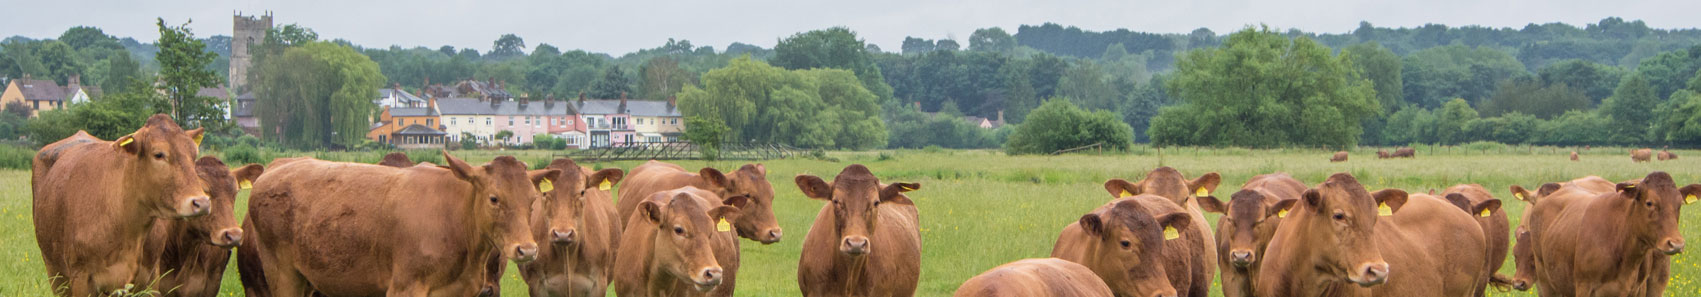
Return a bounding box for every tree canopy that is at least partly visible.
[252,41,385,148]
[677,57,886,149]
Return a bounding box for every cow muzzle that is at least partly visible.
[1347,262,1390,287]
[1150,289,1178,297]
[211,228,243,248]
[176,195,211,218]
[510,242,539,263]
[840,236,870,256]
[1229,249,1255,267]
[693,267,724,292]
[760,227,783,245]
[1664,238,1685,255]
[550,228,577,245]
[1510,278,1531,291]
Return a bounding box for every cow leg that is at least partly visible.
[385,284,429,297]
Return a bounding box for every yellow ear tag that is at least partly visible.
[899,185,916,192]
[118,137,134,147]
[538,179,554,193]
[1162,226,1180,240]
[1277,209,1289,218]
[192,133,204,146]
[1119,190,1134,198]
[1686,194,1696,204]
[238,179,252,190]
[598,179,612,191]
[1514,192,1525,200]
[1195,188,1210,197]
[716,218,731,232]
[1377,203,1393,216]
[1478,208,1492,217]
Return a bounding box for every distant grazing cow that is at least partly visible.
[1658,150,1677,161]
[135,157,263,297]
[1393,147,1416,158]
[1570,151,1579,161]
[954,258,1114,297]
[1527,172,1697,297]
[379,152,414,167]
[1440,184,1508,295]
[240,152,551,296]
[1330,151,1348,162]
[1376,150,1390,159]
[32,114,212,296]
[1103,167,1220,296]
[619,161,781,244]
[1196,173,1305,297]
[1258,174,1487,297]
[795,165,923,297]
[518,159,625,297]
[1632,148,1653,162]
[612,188,743,296]
[1054,194,1197,297]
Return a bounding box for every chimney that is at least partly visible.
[667,95,677,110]
[427,94,437,114]
[519,95,529,108]
[68,74,81,91]
[545,94,555,108]
[578,92,586,103]
[490,97,501,108]
[997,109,1005,124]
[619,92,628,112]
[392,82,401,90]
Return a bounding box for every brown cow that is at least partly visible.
[1570,151,1579,161]
[1527,172,1697,297]
[240,152,551,296]
[1632,148,1653,162]
[1105,167,1219,296]
[1439,184,1508,296]
[618,161,781,244]
[1258,174,1487,297]
[1658,150,1677,161]
[954,258,1114,297]
[518,159,625,297]
[796,165,923,297]
[1196,173,1306,297]
[1330,151,1348,162]
[135,157,263,297]
[1054,195,1194,297]
[612,188,743,296]
[1393,147,1416,158]
[1505,179,1596,292]
[379,152,415,167]
[1376,150,1390,159]
[32,114,212,296]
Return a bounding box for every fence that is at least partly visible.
[558,141,805,162]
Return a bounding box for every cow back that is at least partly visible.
[954,258,1113,297]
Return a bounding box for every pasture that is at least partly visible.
[1,147,1698,296]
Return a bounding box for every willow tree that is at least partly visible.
[252,41,384,148]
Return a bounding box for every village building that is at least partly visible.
[0,75,98,117]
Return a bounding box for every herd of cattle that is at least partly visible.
[23,114,1699,297]
[1330,147,1680,163]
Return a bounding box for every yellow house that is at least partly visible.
[1,76,84,117]
[367,97,447,149]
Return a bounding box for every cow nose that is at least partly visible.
[694,267,724,292]
[762,228,783,244]
[1511,279,1530,291]
[551,229,576,245]
[1229,250,1255,267]
[1152,289,1177,297]
[1666,239,1685,255]
[841,236,870,255]
[1351,262,1390,287]
[512,243,539,263]
[212,228,243,248]
[178,196,211,217]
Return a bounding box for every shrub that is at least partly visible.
[223,144,265,165]
[0,144,33,170]
[1005,99,1133,155]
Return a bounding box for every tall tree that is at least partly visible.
[934,39,961,52]
[101,52,140,93]
[489,34,527,60]
[640,56,692,99]
[251,42,384,148]
[587,66,632,99]
[677,57,886,149]
[1537,59,1624,104]
[1479,78,1590,118]
[968,28,1016,53]
[771,27,894,103]
[1343,42,1404,111]
[1599,73,1659,144]
[155,18,223,128]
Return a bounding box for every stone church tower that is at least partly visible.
[231,11,271,93]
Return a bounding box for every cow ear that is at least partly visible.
[1268,199,1298,218]
[1103,179,1140,199]
[1536,183,1562,197]
[1302,189,1324,210]
[187,128,205,147]
[1189,172,1222,199]
[1372,189,1409,215]
[1680,184,1700,205]
[722,194,751,209]
[442,150,476,180]
[1443,193,1473,213]
[794,175,833,201]
[1198,194,1227,213]
[231,164,265,190]
[1472,199,1502,218]
[709,205,742,225]
[1616,182,1641,200]
[1509,185,1536,203]
[638,201,665,225]
[700,167,729,189]
[1154,212,1191,236]
[880,183,919,205]
[114,134,140,154]
[587,168,624,190]
[754,164,767,175]
[528,169,563,193]
[1078,214,1105,237]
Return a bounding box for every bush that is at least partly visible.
[1005,99,1133,155]
[403,150,444,165]
[223,144,265,165]
[0,144,33,170]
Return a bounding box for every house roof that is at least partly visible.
[390,106,437,117]
[13,79,70,101]
[436,98,576,116]
[395,124,447,136]
[627,100,681,117]
[197,86,229,99]
[377,88,426,105]
[575,100,624,115]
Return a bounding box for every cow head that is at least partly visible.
[1076,199,1185,297]
[1615,172,1692,255]
[1441,193,1501,219]
[700,164,781,244]
[191,156,262,248]
[535,158,623,246]
[443,152,551,263]
[635,191,739,293]
[1509,224,1536,291]
[1276,173,1395,287]
[378,152,414,168]
[1107,167,1220,207]
[1198,189,1295,268]
[795,164,917,257]
[119,114,211,219]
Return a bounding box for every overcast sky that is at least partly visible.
[5,0,1698,55]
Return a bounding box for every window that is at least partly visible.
[568,119,575,126]
[524,116,531,125]
[508,118,514,126]
[427,119,433,126]
[450,117,457,125]
[486,117,493,126]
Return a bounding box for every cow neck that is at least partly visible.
[454,177,498,279]
[1269,210,1341,292]
[1595,196,1652,268]
[117,158,161,238]
[158,221,200,274]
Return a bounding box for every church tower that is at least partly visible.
[231,11,271,93]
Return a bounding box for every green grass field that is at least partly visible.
[2,147,1699,296]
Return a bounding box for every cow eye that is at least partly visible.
[488,195,499,205]
[1332,212,1346,220]
[152,152,166,160]
[673,226,685,235]
[1119,240,1132,249]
